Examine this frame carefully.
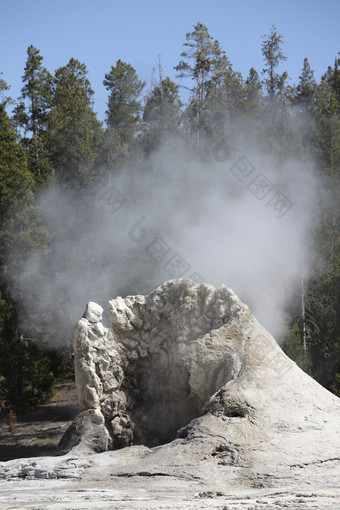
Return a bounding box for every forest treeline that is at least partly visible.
[0,23,339,413]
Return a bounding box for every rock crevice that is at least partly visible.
[59,277,340,478]
[60,279,248,451]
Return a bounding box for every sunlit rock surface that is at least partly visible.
[59,279,340,477]
[1,279,339,508]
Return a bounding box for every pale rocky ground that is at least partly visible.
[0,279,339,509]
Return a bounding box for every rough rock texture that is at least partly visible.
[107,279,245,446]
[60,279,340,471]
[59,301,134,454]
[0,278,340,509]
[61,280,248,452]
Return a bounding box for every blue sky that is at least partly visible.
[1,0,339,121]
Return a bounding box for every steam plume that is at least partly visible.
[7,125,319,345]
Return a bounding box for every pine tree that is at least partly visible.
[284,56,340,395]
[259,26,304,156]
[220,67,245,121]
[261,25,288,98]
[309,57,340,393]
[0,73,11,106]
[175,22,228,144]
[20,46,52,136]
[103,59,145,163]
[0,103,54,413]
[48,58,103,188]
[17,46,53,181]
[0,103,44,265]
[322,54,340,107]
[295,58,317,111]
[143,77,182,151]
[244,67,262,111]
[205,50,246,142]
[175,22,214,100]
[315,58,340,174]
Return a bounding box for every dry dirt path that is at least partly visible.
[0,382,78,462]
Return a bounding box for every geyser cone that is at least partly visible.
[59,278,340,486]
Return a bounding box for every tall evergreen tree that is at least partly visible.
[261,25,288,98]
[260,26,304,156]
[0,73,11,106]
[48,58,103,188]
[0,104,46,266]
[175,22,228,144]
[16,46,53,181]
[232,67,264,145]
[0,103,54,413]
[295,58,317,111]
[20,46,52,136]
[244,67,262,111]
[205,50,246,142]
[312,57,340,394]
[289,58,318,153]
[143,77,182,151]
[315,58,340,174]
[321,54,340,107]
[283,56,340,396]
[220,67,245,121]
[103,60,145,165]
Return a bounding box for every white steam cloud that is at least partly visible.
[8,131,319,345]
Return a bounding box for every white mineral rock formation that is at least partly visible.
[60,301,131,453]
[59,278,340,480]
[1,279,339,510]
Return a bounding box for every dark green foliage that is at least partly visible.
[280,54,340,394]
[142,77,182,151]
[295,58,317,111]
[0,102,52,413]
[321,54,340,108]
[15,46,53,182]
[244,67,262,110]
[0,104,32,216]
[0,104,48,270]
[175,22,233,144]
[48,58,104,189]
[0,72,11,106]
[20,46,52,136]
[282,324,311,374]
[0,293,55,415]
[103,60,145,165]
[261,25,288,98]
